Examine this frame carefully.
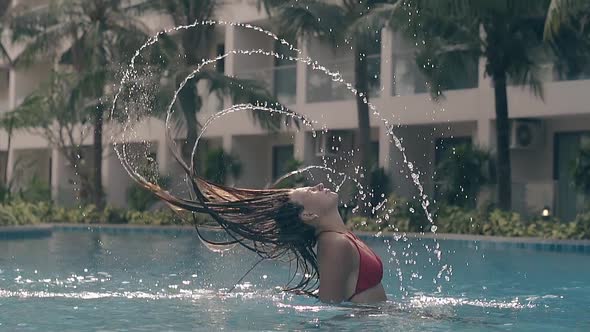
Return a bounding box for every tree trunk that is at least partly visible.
[492,71,512,210]
[183,106,199,168]
[93,106,105,210]
[354,47,372,215]
[3,121,12,185]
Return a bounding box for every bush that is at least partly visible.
[368,167,393,216]
[435,205,482,234]
[203,148,242,185]
[571,145,590,195]
[349,199,590,240]
[572,210,590,239]
[349,194,429,232]
[435,144,492,208]
[127,175,171,211]
[17,175,51,203]
[0,201,212,227]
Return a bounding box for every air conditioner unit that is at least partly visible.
[510,120,544,150]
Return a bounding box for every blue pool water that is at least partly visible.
[0,227,589,331]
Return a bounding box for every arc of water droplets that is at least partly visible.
[159,46,435,229]
[109,19,450,286]
[111,20,433,233]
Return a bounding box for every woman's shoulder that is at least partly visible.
[317,231,356,253]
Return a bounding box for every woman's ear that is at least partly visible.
[300,211,319,223]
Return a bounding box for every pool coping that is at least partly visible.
[1,223,590,247]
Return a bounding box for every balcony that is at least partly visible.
[392,52,479,96]
[306,54,381,103]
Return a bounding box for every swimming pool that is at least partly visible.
[1,226,589,331]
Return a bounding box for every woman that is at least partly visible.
[132,168,386,303]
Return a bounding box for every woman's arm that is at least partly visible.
[317,233,355,303]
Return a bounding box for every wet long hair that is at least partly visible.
[122,145,320,296]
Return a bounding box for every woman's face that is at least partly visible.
[289,183,339,222]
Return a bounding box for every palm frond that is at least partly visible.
[544,0,589,40]
[272,0,347,47]
[347,2,401,42]
[195,70,300,131]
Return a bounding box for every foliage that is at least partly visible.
[348,198,590,240]
[0,201,212,227]
[369,167,393,215]
[144,0,297,163]
[265,0,395,213]
[10,0,156,210]
[544,0,590,41]
[571,145,590,195]
[127,174,171,212]
[273,158,309,189]
[435,144,492,208]
[203,148,242,185]
[348,193,429,232]
[0,182,9,203]
[396,0,559,211]
[16,175,51,203]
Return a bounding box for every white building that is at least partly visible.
[1,0,589,220]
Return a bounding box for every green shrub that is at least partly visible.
[349,200,590,240]
[435,205,482,234]
[203,148,242,185]
[0,201,209,226]
[369,167,393,216]
[572,210,590,239]
[435,144,492,208]
[17,175,51,203]
[571,145,590,195]
[127,175,170,211]
[349,194,429,232]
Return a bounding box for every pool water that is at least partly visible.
[0,228,589,331]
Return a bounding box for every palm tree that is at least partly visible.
[144,0,296,167]
[544,0,589,40]
[6,71,104,203]
[394,0,565,210]
[544,0,590,80]
[262,0,397,212]
[11,0,154,209]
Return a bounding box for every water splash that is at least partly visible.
[109,19,448,293]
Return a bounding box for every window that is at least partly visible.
[370,141,380,170]
[272,145,294,180]
[216,44,225,73]
[554,132,590,221]
[273,39,297,105]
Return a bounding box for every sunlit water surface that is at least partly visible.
[0,229,589,331]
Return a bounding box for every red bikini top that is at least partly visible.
[320,231,384,301]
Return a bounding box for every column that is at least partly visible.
[294,130,306,162]
[225,24,236,77]
[50,147,62,202]
[378,127,391,171]
[476,118,493,149]
[222,135,234,185]
[380,28,393,98]
[295,36,308,109]
[379,28,394,172]
[157,121,170,175]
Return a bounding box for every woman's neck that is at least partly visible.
[314,209,348,235]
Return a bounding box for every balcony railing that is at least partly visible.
[392,53,479,96]
[306,54,381,103]
[236,64,297,105]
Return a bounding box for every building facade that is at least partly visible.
[1,0,589,220]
